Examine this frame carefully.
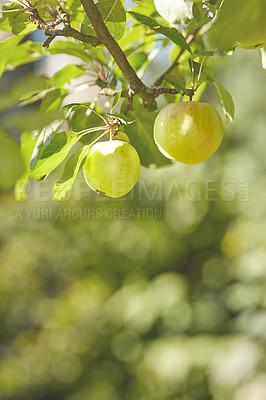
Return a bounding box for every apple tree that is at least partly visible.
[0,0,265,199]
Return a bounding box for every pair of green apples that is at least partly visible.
[83,102,224,198]
[83,0,266,198]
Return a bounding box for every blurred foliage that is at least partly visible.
[0,47,266,399]
[208,0,266,50]
[0,128,24,189]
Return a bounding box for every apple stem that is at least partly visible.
[186,88,195,102]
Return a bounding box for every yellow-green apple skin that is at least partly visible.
[113,131,130,143]
[154,102,224,164]
[83,140,140,198]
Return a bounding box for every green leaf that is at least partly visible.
[128,51,148,72]
[0,2,36,35]
[53,146,89,200]
[80,15,94,36]
[213,82,235,122]
[99,0,126,41]
[125,99,172,167]
[129,0,156,17]
[118,23,153,54]
[0,128,25,190]
[15,131,39,200]
[0,3,23,31]
[40,89,67,113]
[0,8,37,79]
[0,35,21,79]
[30,120,66,169]
[208,0,265,51]
[52,65,85,88]
[111,89,122,111]
[1,108,66,134]
[190,2,211,29]
[47,41,108,67]
[30,131,80,181]
[70,104,105,133]
[82,0,126,41]
[6,41,45,70]
[128,11,191,53]
[164,74,187,93]
[18,76,51,102]
[60,0,84,30]
[47,41,93,63]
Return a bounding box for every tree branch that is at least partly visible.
[28,1,198,111]
[80,0,157,110]
[99,86,198,114]
[153,33,196,87]
[28,6,101,48]
[99,88,129,98]
[99,86,180,98]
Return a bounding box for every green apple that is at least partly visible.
[112,131,130,143]
[83,140,140,198]
[154,102,224,164]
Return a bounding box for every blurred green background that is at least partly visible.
[1,46,266,400]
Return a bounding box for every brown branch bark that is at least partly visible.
[99,87,180,98]
[80,0,157,110]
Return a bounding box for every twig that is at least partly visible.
[99,88,129,98]
[123,88,134,114]
[28,6,101,48]
[153,33,196,87]
[100,86,180,98]
[147,87,180,97]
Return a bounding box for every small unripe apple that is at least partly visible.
[154,102,224,164]
[83,140,140,198]
[112,131,130,143]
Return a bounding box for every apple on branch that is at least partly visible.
[154,102,224,165]
[83,140,140,198]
